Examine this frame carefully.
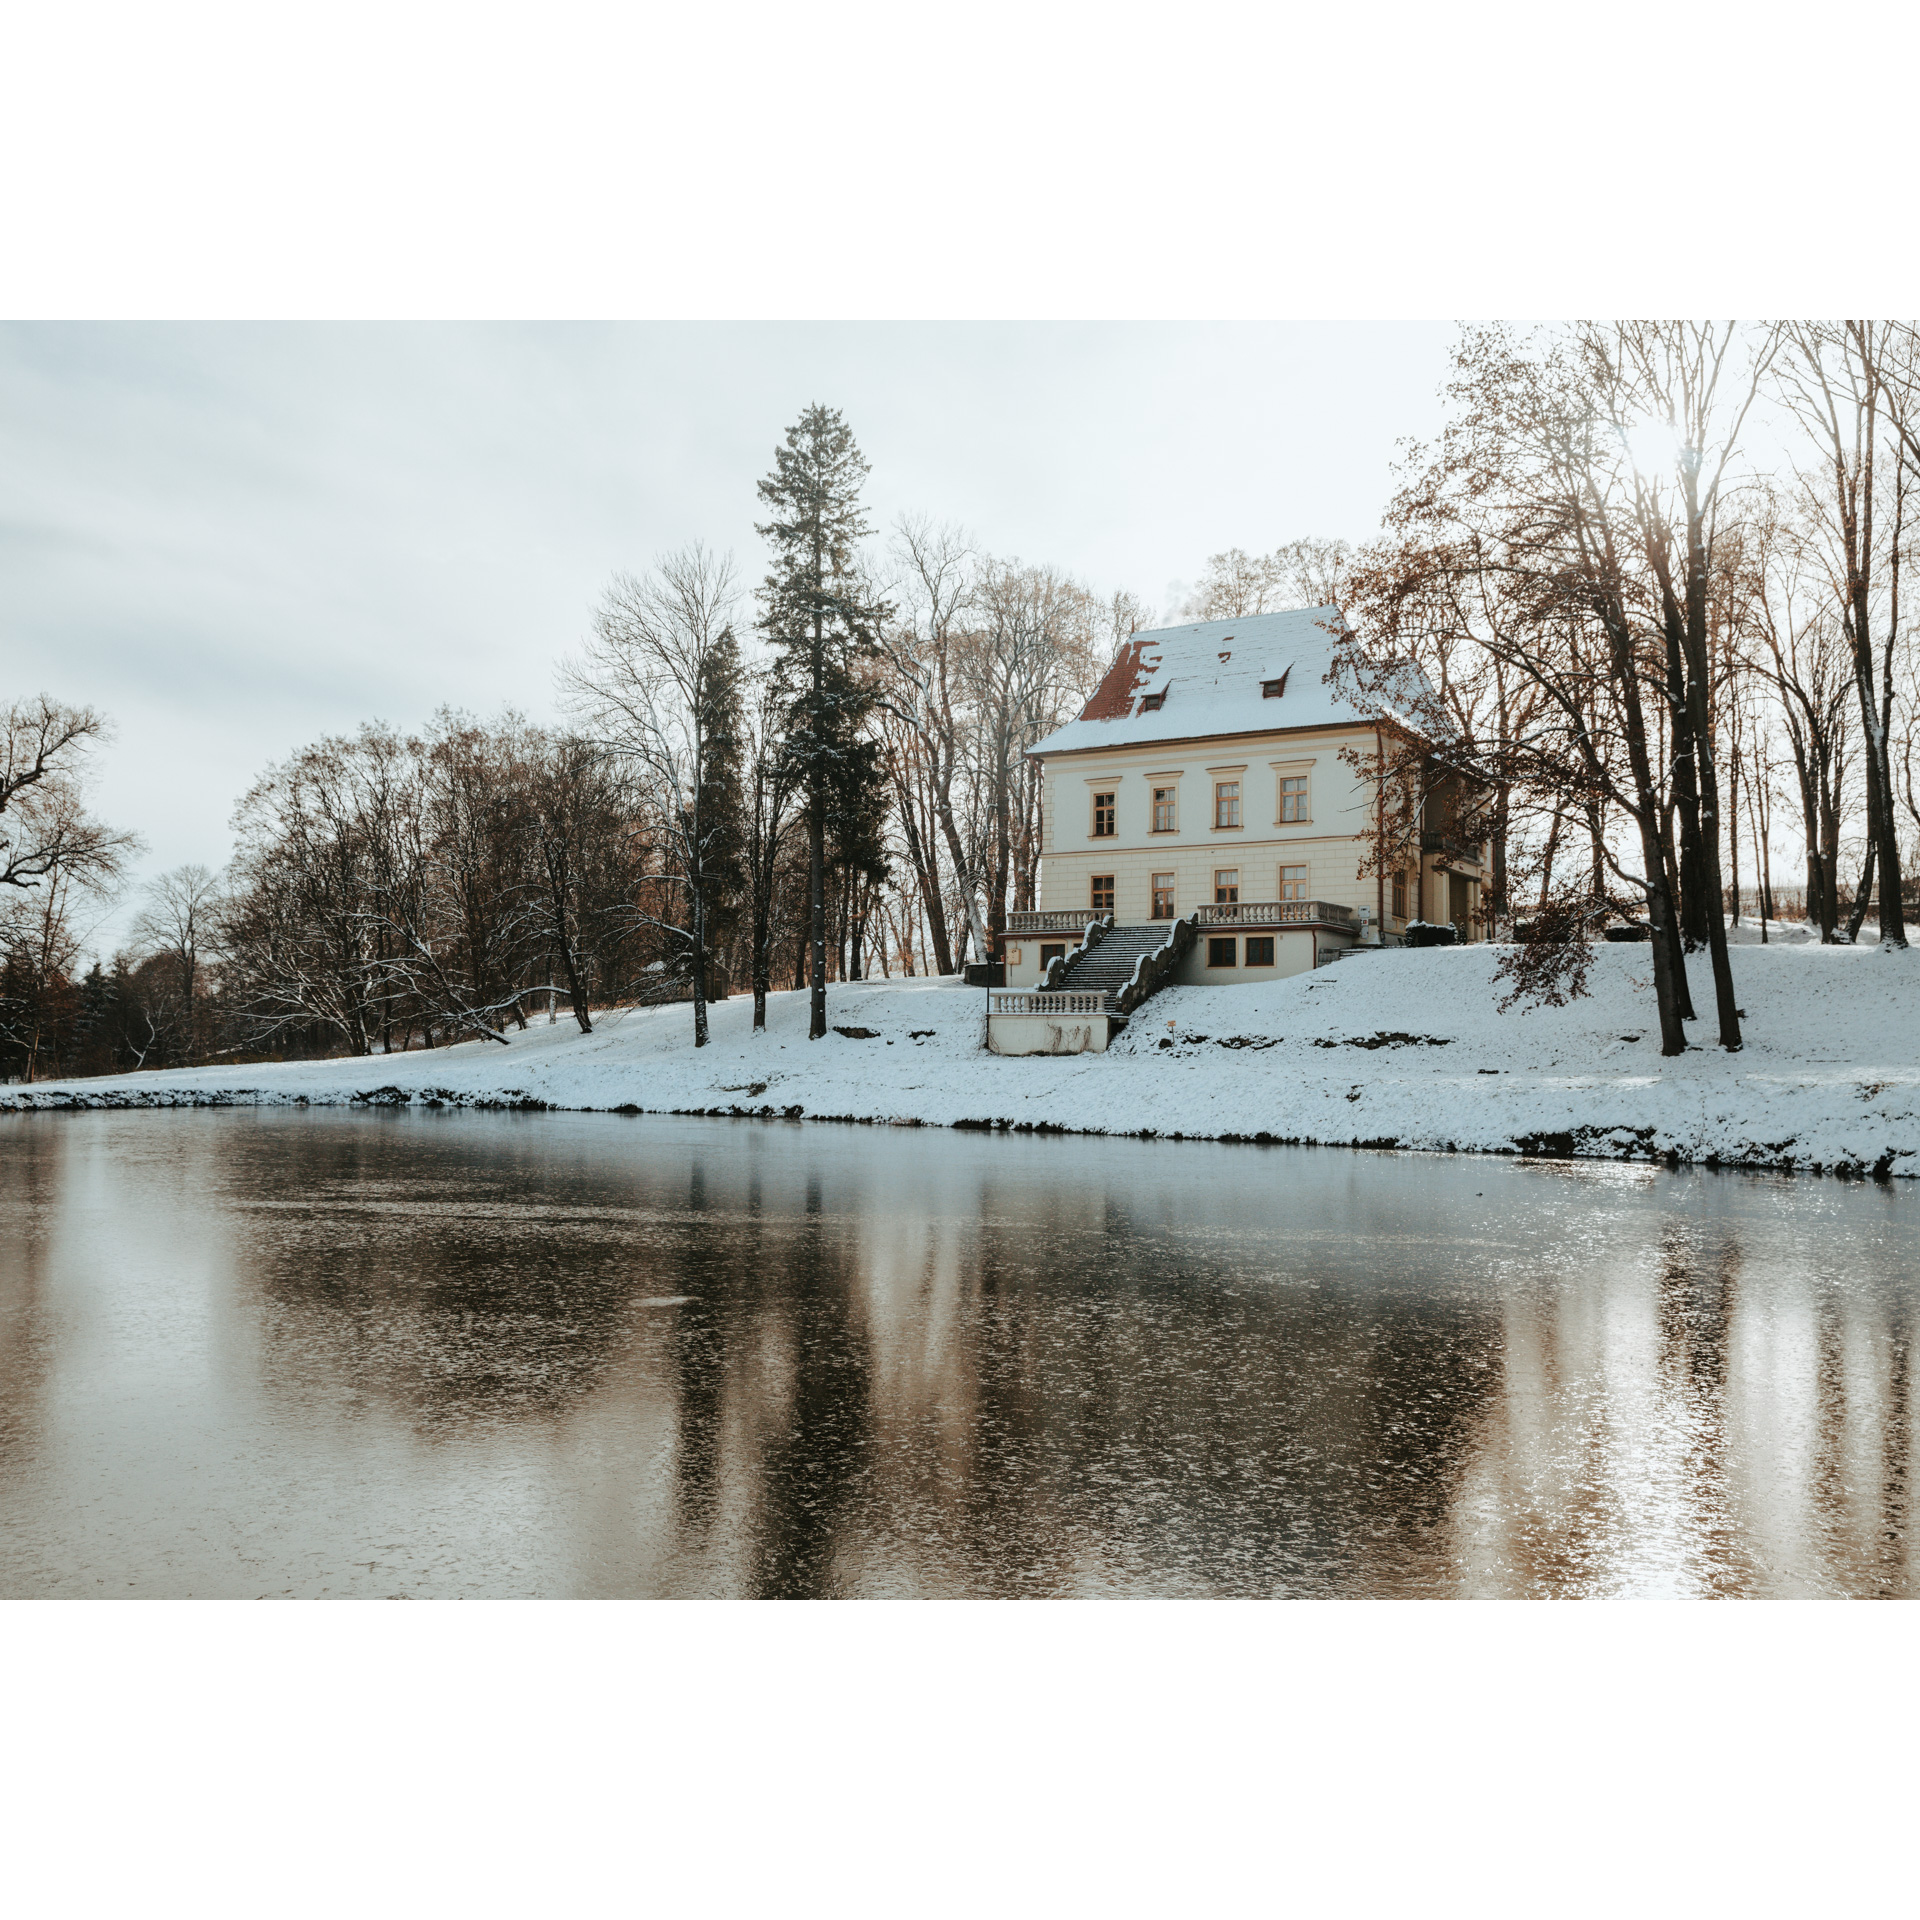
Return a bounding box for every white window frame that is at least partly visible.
[1269,757,1316,827]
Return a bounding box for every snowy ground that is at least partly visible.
[6,944,1918,1178]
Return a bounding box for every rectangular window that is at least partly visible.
[1262,671,1289,698]
[1151,873,1176,920]
[1091,875,1115,915]
[1206,937,1237,968]
[1391,869,1407,919]
[1245,935,1275,966]
[1279,775,1309,823]
[1279,864,1308,901]
[1040,943,1066,970]
[1214,869,1240,905]
[1214,780,1241,829]
[1139,690,1165,712]
[1151,786,1177,833]
[1091,791,1116,838]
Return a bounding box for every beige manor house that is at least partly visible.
[987,608,1486,1053]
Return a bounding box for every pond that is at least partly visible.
[2,1111,1913,1598]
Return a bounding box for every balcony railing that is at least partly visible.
[1193,899,1357,928]
[1004,910,1104,935]
[990,991,1107,1017]
[1420,830,1481,863]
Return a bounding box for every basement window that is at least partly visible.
[1207,937,1238,968]
[1246,936,1276,966]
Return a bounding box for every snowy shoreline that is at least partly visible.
[5,946,1918,1181]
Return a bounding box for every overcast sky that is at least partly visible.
[1,321,1456,950]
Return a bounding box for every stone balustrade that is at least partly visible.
[1004,910,1104,935]
[989,991,1107,1016]
[1192,899,1357,927]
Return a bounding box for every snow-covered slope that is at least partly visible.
[7,946,1918,1178]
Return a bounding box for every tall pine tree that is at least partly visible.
[755,406,889,1039]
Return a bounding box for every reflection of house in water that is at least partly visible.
[988,610,1489,1055]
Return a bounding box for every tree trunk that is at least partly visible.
[1641,806,1691,1055]
[1726,746,1742,925]
[1536,808,1563,914]
[935,796,988,961]
[691,883,709,1048]
[558,922,592,1033]
[751,879,771,1031]
[1592,589,1690,1053]
[807,763,827,1039]
[1663,630,1711,950]
[897,779,953,974]
[1488,782,1511,931]
[1672,533,1742,1049]
[1658,817,1697,1021]
[1846,841,1876,945]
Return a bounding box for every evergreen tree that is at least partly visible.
[692,623,748,990]
[755,406,890,1039]
[827,733,890,978]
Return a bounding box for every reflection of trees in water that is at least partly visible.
[250,1212,654,1425]
[655,1172,1508,1598]
[214,1118,1920,1597]
[236,1125,686,1428]
[730,1174,877,1597]
[908,1257,1504,1597]
[1878,1309,1914,1598]
[0,1127,68,1479]
[1452,1203,1919,1598]
[653,1158,876,1597]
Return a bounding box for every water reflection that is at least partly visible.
[0,1112,1913,1597]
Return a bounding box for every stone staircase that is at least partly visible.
[1048,922,1187,1022]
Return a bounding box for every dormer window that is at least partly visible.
[1139,690,1166,712]
[1261,672,1289,699]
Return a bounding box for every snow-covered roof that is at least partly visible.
[1030,607,1404,757]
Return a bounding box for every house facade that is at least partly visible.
[999,609,1484,989]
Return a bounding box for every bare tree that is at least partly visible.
[1332,325,1752,1054]
[130,863,222,1061]
[1774,322,1909,946]
[877,515,983,970]
[2,697,136,896]
[740,655,803,1028]
[1179,538,1353,620]
[523,732,627,1034]
[568,544,744,1048]
[1595,319,1777,1046]
[0,698,137,1081]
